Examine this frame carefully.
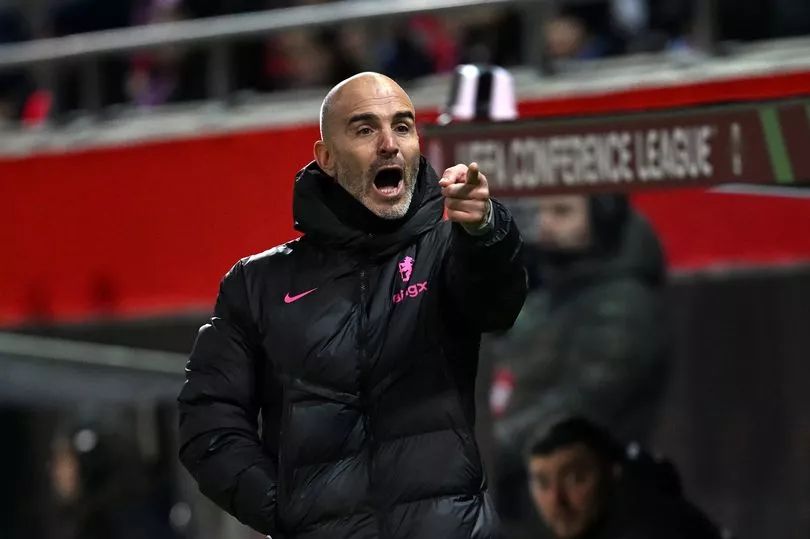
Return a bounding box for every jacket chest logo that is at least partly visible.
[398,256,414,282]
[393,256,428,304]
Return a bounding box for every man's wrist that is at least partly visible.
[461,199,494,236]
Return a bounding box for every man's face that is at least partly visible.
[528,444,607,539]
[317,76,421,219]
[536,195,591,251]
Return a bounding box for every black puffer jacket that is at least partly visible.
[178,158,526,539]
[581,447,724,539]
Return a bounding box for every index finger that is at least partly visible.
[466,162,480,186]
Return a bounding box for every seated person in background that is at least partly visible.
[484,194,669,537]
[526,417,727,539]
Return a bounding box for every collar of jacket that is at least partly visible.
[292,156,444,259]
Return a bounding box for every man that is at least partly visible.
[526,417,725,539]
[178,72,527,539]
[484,194,668,536]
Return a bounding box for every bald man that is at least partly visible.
[178,73,527,539]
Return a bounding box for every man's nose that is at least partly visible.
[378,128,399,157]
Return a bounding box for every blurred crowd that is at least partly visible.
[1,0,810,123]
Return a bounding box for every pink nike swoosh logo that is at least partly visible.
[284,288,317,304]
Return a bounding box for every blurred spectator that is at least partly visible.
[456,8,523,66]
[379,17,446,81]
[127,0,208,106]
[526,417,726,539]
[617,0,695,53]
[378,7,524,81]
[268,26,363,89]
[183,1,365,92]
[184,0,280,93]
[545,3,622,60]
[542,0,695,60]
[34,424,176,539]
[484,194,669,537]
[128,0,188,107]
[51,0,135,113]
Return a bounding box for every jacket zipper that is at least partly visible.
[358,266,384,536]
[358,266,369,376]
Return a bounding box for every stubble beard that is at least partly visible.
[335,160,418,220]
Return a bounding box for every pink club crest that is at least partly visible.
[398,256,414,283]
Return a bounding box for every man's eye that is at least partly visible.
[357,127,373,135]
[395,124,411,133]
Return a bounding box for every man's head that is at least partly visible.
[536,195,592,252]
[314,72,421,219]
[526,418,623,539]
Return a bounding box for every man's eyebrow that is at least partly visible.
[394,110,415,122]
[558,457,590,474]
[347,111,415,126]
[347,113,379,126]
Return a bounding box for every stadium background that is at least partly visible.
[1,1,809,538]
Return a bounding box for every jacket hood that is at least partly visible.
[538,211,666,294]
[606,211,666,286]
[293,156,444,259]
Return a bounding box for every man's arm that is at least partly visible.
[178,260,278,535]
[440,163,527,332]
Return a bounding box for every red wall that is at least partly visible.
[4,71,810,326]
[3,126,313,325]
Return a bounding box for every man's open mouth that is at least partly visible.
[373,167,404,198]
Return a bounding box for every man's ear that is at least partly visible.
[314,140,336,178]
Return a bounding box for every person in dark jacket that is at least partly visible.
[483,194,669,538]
[525,417,725,539]
[178,72,527,539]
